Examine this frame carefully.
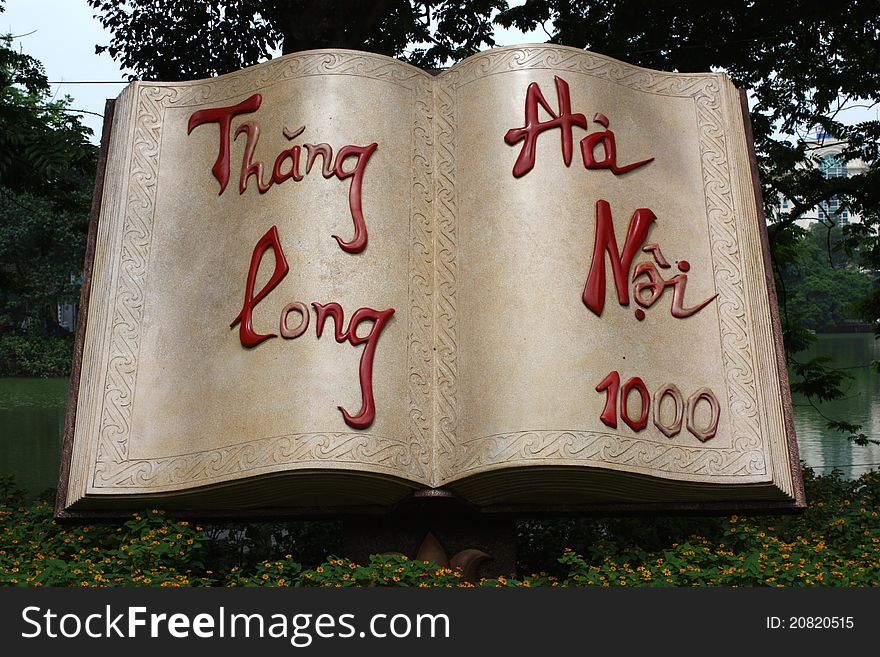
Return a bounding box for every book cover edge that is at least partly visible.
[55,98,117,519]
[54,51,808,519]
[737,88,806,510]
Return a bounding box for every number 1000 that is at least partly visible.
[595,371,720,442]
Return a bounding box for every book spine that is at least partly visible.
[431,75,460,488]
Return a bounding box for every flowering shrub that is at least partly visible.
[1,469,877,587]
[229,553,469,588]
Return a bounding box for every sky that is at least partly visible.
[1,0,541,143]
[2,0,132,141]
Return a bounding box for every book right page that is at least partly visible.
[433,45,795,499]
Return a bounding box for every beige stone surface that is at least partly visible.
[65,45,796,509]
[430,48,792,499]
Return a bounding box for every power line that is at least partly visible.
[8,104,104,118]
[63,108,104,118]
[48,80,129,85]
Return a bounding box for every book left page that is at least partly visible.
[66,51,435,509]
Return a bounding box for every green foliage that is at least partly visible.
[0,33,95,199]
[230,554,467,588]
[87,1,505,81]
[0,10,96,339]
[789,356,850,403]
[779,222,874,332]
[0,481,213,586]
[2,469,878,587]
[198,520,342,575]
[0,335,73,377]
[787,267,872,330]
[88,0,279,82]
[515,470,880,587]
[0,188,89,335]
[840,208,880,339]
[775,220,879,444]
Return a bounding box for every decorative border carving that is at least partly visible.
[405,74,435,480]
[454,430,764,478]
[92,52,433,489]
[89,45,772,491]
[432,76,459,484]
[440,46,767,479]
[96,432,415,489]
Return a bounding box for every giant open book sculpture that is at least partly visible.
[57,45,804,516]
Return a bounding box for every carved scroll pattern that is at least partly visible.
[455,430,764,478]
[444,46,766,479]
[405,74,435,478]
[93,53,433,488]
[431,76,459,484]
[98,432,416,488]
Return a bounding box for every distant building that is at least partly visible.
[57,302,76,333]
[777,133,867,228]
[56,273,81,334]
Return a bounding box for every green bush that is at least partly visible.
[1,469,878,587]
[0,335,73,377]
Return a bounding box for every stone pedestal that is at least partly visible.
[342,491,517,580]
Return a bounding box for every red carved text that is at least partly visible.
[313,302,395,430]
[188,94,378,253]
[505,78,653,178]
[582,200,656,315]
[231,228,394,429]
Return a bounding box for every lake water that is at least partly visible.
[790,333,880,479]
[0,376,67,496]
[1,333,878,494]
